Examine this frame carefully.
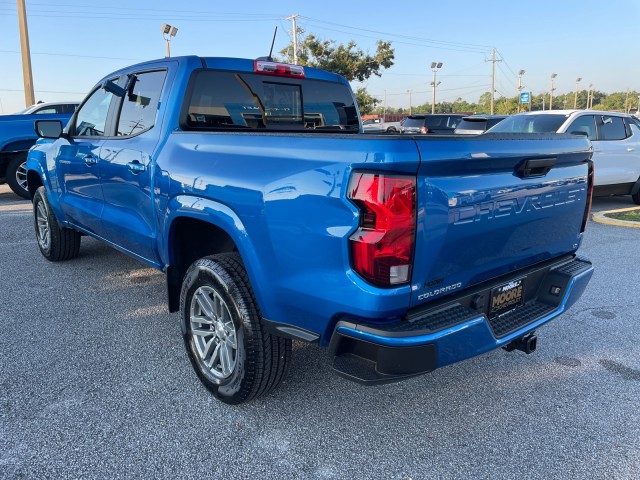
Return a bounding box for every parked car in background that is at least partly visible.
[362,117,401,134]
[0,101,79,198]
[454,114,508,134]
[400,114,465,135]
[489,110,640,204]
[16,101,79,115]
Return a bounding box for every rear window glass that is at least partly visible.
[185,70,359,132]
[456,119,486,131]
[490,114,568,133]
[403,117,427,128]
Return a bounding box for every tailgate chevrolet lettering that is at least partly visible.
[451,187,586,225]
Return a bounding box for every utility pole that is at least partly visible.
[587,84,592,109]
[383,90,387,121]
[17,0,35,107]
[486,48,501,114]
[407,89,412,115]
[625,88,630,113]
[549,73,557,110]
[517,70,525,113]
[286,14,300,64]
[574,77,581,109]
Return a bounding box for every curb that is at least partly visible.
[592,207,640,229]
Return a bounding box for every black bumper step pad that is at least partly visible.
[488,302,556,338]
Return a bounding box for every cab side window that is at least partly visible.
[116,70,167,137]
[74,88,115,137]
[624,117,639,137]
[598,116,626,141]
[567,115,596,140]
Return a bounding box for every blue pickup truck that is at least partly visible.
[0,102,78,198]
[27,56,594,404]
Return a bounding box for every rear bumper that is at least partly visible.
[329,255,593,384]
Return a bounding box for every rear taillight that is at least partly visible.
[347,172,416,287]
[581,160,594,233]
[420,126,430,134]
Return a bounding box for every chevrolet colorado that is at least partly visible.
[27,56,594,404]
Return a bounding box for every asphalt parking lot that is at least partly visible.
[1,184,639,479]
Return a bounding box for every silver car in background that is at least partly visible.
[489,110,640,204]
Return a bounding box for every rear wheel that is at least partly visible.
[7,153,29,199]
[33,186,81,261]
[632,190,640,205]
[180,253,291,404]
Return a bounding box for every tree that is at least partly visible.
[354,87,380,115]
[477,92,492,113]
[281,34,395,82]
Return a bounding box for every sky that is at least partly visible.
[1,0,639,114]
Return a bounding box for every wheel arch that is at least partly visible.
[0,138,35,154]
[163,196,268,315]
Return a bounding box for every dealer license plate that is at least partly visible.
[489,278,525,318]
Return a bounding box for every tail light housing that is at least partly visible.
[580,160,594,233]
[254,60,305,78]
[347,172,416,287]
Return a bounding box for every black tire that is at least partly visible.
[180,253,291,404]
[33,186,81,261]
[632,190,640,205]
[7,152,30,199]
[386,127,397,134]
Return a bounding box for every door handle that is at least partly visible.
[127,161,145,174]
[84,155,98,166]
[516,157,556,179]
[628,148,635,152]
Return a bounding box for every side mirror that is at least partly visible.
[35,119,63,139]
[601,116,613,125]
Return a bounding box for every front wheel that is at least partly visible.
[7,153,30,199]
[180,253,291,404]
[632,190,640,205]
[33,187,81,261]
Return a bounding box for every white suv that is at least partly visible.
[490,110,640,204]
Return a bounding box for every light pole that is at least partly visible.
[574,77,582,109]
[587,83,593,109]
[549,73,557,110]
[517,69,525,113]
[430,62,443,114]
[162,23,178,57]
[407,89,412,115]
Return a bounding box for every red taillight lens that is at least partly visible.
[347,172,416,287]
[581,160,594,233]
[420,126,430,134]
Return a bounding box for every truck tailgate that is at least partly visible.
[411,133,591,307]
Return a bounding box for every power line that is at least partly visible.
[0,49,143,62]
[301,16,492,53]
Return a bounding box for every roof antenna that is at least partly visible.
[267,26,277,61]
